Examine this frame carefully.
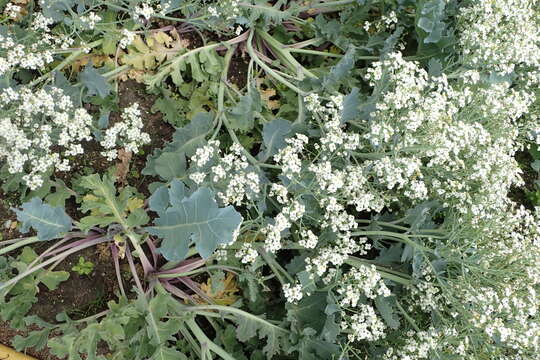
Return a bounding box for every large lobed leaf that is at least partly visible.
[147,180,243,260]
[13,197,72,241]
[143,112,213,181]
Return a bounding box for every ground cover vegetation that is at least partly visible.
[0,0,539,359]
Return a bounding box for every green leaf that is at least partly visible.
[45,180,73,207]
[79,174,146,231]
[79,63,112,98]
[13,197,72,241]
[147,185,243,260]
[322,45,355,90]
[234,311,289,358]
[151,346,187,360]
[13,329,51,351]
[374,296,400,330]
[227,89,261,132]
[39,270,70,290]
[154,152,187,181]
[151,94,186,126]
[416,0,449,44]
[258,118,292,161]
[340,87,359,124]
[143,112,212,180]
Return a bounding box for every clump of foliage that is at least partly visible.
[71,256,94,276]
[0,0,540,359]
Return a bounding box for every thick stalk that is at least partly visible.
[0,237,108,291]
[246,31,306,95]
[187,319,236,360]
[0,236,41,256]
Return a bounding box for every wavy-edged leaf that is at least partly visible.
[147,182,242,260]
[79,63,111,98]
[143,112,212,180]
[227,88,261,131]
[322,45,355,90]
[13,197,72,241]
[234,311,289,358]
[258,118,292,161]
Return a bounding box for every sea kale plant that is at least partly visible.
[0,0,539,359]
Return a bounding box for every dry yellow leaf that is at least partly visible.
[201,272,240,306]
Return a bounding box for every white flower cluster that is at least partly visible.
[362,52,534,223]
[100,103,151,161]
[234,243,258,264]
[0,87,93,189]
[133,2,155,21]
[0,10,78,76]
[119,29,136,49]
[335,264,391,342]
[282,282,303,303]
[274,134,308,176]
[207,0,241,23]
[79,12,102,30]
[342,304,386,342]
[384,327,468,360]
[337,264,391,307]
[458,0,540,74]
[262,199,306,253]
[4,3,22,19]
[189,142,261,206]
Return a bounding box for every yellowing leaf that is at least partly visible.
[127,197,144,212]
[113,234,126,259]
[201,272,240,306]
[120,31,188,72]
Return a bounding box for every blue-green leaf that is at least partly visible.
[79,63,112,98]
[340,87,359,124]
[258,118,292,161]
[13,198,72,241]
[147,186,242,260]
[227,88,261,131]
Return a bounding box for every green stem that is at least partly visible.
[256,29,318,79]
[190,305,289,335]
[345,257,412,285]
[258,248,294,284]
[246,30,307,95]
[157,265,243,279]
[0,237,108,291]
[288,48,344,57]
[298,0,356,11]
[186,318,236,360]
[30,39,103,87]
[351,230,435,253]
[102,64,130,78]
[396,300,421,331]
[0,236,41,256]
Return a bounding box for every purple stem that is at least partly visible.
[161,280,194,302]
[155,258,205,276]
[178,277,213,304]
[44,233,102,258]
[126,246,144,294]
[111,244,126,298]
[145,237,158,268]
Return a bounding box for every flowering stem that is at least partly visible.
[29,39,103,87]
[352,230,435,253]
[258,248,295,284]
